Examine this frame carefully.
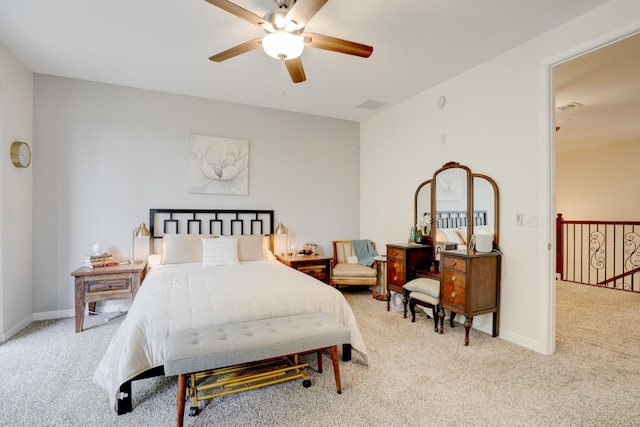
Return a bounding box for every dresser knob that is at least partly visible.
[451,276,456,281]
[105,285,111,290]
[451,291,456,298]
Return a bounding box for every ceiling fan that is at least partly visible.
[204,0,374,83]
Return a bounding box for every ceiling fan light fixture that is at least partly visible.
[262,31,304,60]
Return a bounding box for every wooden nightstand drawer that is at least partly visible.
[275,254,332,285]
[442,256,466,272]
[298,265,328,281]
[86,276,131,294]
[71,262,146,333]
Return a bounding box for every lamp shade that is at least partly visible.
[274,222,289,256]
[131,222,151,262]
[262,31,304,60]
[134,222,150,237]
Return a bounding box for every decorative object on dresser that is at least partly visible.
[415,161,501,346]
[276,253,332,285]
[71,262,147,333]
[385,243,432,316]
[331,240,378,296]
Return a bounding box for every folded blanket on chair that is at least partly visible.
[352,240,377,267]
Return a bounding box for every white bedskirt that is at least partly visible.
[93,260,368,410]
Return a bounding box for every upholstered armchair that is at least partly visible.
[331,240,378,296]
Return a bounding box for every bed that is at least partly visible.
[92,209,368,413]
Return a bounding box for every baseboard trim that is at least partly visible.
[1,314,33,343]
[33,309,75,321]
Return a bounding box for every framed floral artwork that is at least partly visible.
[188,134,249,195]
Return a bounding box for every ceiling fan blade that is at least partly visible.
[304,33,373,58]
[204,0,267,27]
[209,38,262,62]
[285,0,329,26]
[285,57,306,83]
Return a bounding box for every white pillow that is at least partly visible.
[202,237,239,267]
[161,234,215,264]
[236,234,267,262]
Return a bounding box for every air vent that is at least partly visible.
[358,100,387,110]
[557,101,584,111]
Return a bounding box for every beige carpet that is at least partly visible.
[1,281,639,426]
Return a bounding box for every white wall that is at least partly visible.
[360,0,640,353]
[0,42,33,341]
[557,139,640,220]
[32,75,361,316]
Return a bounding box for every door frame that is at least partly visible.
[540,23,640,355]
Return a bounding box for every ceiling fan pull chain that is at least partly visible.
[280,60,287,100]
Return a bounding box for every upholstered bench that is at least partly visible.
[164,313,350,427]
[405,278,455,333]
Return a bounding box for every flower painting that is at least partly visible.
[189,134,249,195]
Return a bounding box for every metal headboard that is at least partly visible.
[429,210,488,229]
[149,208,275,254]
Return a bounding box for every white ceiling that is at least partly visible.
[0,0,613,124]
[554,33,640,152]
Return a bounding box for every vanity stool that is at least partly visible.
[405,278,455,332]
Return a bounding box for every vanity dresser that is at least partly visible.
[413,161,501,345]
[386,243,432,317]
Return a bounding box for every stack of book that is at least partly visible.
[83,253,118,269]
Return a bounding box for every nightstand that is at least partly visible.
[71,262,146,332]
[276,254,332,285]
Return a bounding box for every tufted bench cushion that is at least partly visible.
[164,313,350,376]
[165,312,350,427]
[403,278,440,300]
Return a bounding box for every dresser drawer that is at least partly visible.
[442,256,466,272]
[388,261,405,285]
[85,275,132,294]
[387,247,406,261]
[442,270,466,306]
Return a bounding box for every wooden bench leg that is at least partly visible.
[176,374,186,427]
[317,350,323,373]
[330,345,342,394]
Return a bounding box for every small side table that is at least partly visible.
[71,262,146,332]
[276,254,332,285]
[374,255,387,301]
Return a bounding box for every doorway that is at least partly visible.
[546,29,640,354]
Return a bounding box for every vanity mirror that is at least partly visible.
[414,161,499,249]
[413,161,501,346]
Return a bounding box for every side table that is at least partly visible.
[275,254,332,285]
[71,262,146,332]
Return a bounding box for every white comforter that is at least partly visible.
[93,260,368,410]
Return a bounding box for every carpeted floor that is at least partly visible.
[1,281,639,427]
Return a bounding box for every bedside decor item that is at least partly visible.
[188,134,249,195]
[274,222,289,256]
[10,141,31,168]
[92,241,104,255]
[131,222,150,263]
